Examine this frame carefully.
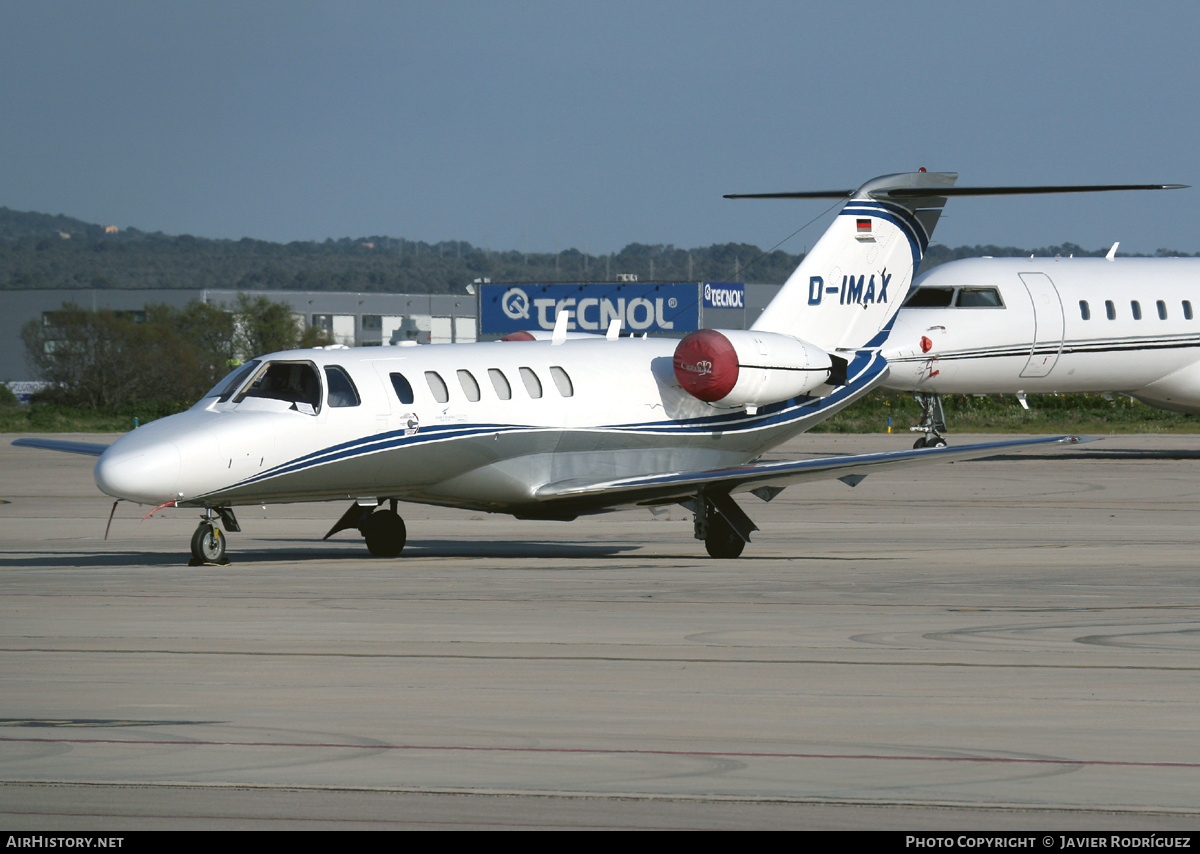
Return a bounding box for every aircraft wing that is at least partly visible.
[534,435,1092,508]
[11,438,111,456]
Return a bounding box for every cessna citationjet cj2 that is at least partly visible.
[882,249,1198,446]
[21,171,1169,564]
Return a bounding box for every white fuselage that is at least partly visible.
[94,337,883,514]
[882,256,1200,414]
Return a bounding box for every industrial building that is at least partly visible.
[2,283,780,388]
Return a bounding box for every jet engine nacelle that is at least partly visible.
[672,329,833,408]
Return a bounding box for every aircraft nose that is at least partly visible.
[94,440,182,505]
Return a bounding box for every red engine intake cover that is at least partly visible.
[673,329,739,402]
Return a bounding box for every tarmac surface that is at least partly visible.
[2,431,1200,830]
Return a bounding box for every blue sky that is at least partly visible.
[2,1,1197,256]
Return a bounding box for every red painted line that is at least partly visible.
[1,736,1196,769]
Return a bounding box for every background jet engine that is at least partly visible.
[672,329,833,408]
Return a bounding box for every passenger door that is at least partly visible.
[1019,272,1065,378]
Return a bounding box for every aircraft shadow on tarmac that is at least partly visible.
[0,539,641,569]
[256,538,641,561]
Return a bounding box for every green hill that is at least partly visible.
[0,205,1194,294]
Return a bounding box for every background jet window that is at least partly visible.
[1105,300,1116,320]
[1157,300,1168,320]
[324,365,361,407]
[902,287,954,308]
[488,368,512,400]
[457,369,481,402]
[1079,300,1091,320]
[549,366,574,397]
[1185,300,1194,320]
[1131,300,1143,320]
[425,371,449,403]
[390,372,415,404]
[519,367,543,399]
[955,287,1003,307]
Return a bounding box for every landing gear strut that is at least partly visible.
[911,392,948,448]
[688,490,757,559]
[324,498,407,557]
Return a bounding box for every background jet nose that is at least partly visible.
[94,441,182,505]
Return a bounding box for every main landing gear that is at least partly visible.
[687,490,758,559]
[911,392,949,448]
[189,507,239,565]
[323,499,407,558]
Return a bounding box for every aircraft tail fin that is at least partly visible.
[746,171,957,354]
[739,173,1185,355]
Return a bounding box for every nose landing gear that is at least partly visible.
[911,392,949,448]
[188,507,238,566]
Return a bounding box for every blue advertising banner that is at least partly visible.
[478,282,701,336]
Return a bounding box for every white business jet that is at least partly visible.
[20,171,1161,564]
[883,246,1197,446]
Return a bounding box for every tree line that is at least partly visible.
[22,295,330,412]
[5,205,1195,295]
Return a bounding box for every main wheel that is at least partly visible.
[190,522,226,563]
[704,515,745,559]
[361,510,407,557]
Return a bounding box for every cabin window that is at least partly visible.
[324,366,361,407]
[237,361,322,414]
[955,287,1003,308]
[206,360,260,402]
[1158,300,1168,320]
[425,371,449,403]
[1105,300,1116,320]
[488,368,512,400]
[457,369,481,402]
[1079,300,1091,321]
[390,373,415,404]
[1185,301,1194,320]
[549,365,574,397]
[519,367,543,399]
[903,287,954,308]
[1131,300,1142,320]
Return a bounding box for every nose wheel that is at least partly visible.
[190,521,228,565]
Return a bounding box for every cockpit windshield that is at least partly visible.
[902,287,954,307]
[903,286,1004,308]
[200,360,260,403]
[235,360,323,414]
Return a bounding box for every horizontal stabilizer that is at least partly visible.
[725,183,1186,200]
[12,438,111,456]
